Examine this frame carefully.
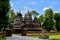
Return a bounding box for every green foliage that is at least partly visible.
[30,10,39,17]
[38,15,43,23]
[54,13,60,31]
[44,9,54,31]
[0,0,10,16]
[6,10,16,27]
[0,0,10,31]
[0,37,6,40]
[9,10,15,22]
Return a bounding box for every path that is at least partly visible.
[6,34,49,40]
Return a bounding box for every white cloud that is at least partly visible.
[52,2,60,4]
[21,6,32,17]
[54,11,60,13]
[27,2,37,5]
[10,2,14,7]
[22,6,29,14]
[23,6,32,12]
[43,7,51,11]
[10,2,18,13]
[23,6,29,11]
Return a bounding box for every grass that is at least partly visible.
[16,34,21,36]
[0,37,6,40]
[16,34,60,40]
[29,35,40,38]
[49,34,60,39]
[29,34,60,40]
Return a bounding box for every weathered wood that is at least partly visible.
[11,11,41,34]
[0,32,5,37]
[5,28,12,37]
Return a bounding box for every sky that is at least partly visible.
[10,0,60,17]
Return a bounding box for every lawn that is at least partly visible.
[29,34,60,40]
[49,34,60,40]
[16,34,60,40]
[0,37,6,40]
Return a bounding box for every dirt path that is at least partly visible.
[6,34,49,40]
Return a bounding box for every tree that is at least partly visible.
[7,10,16,27]
[30,10,39,17]
[0,0,10,31]
[9,10,15,22]
[38,15,43,23]
[44,8,55,31]
[54,13,60,31]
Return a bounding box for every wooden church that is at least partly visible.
[11,10,42,34]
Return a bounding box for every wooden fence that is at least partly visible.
[0,32,5,37]
[26,31,60,36]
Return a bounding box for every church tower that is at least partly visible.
[24,10,32,21]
